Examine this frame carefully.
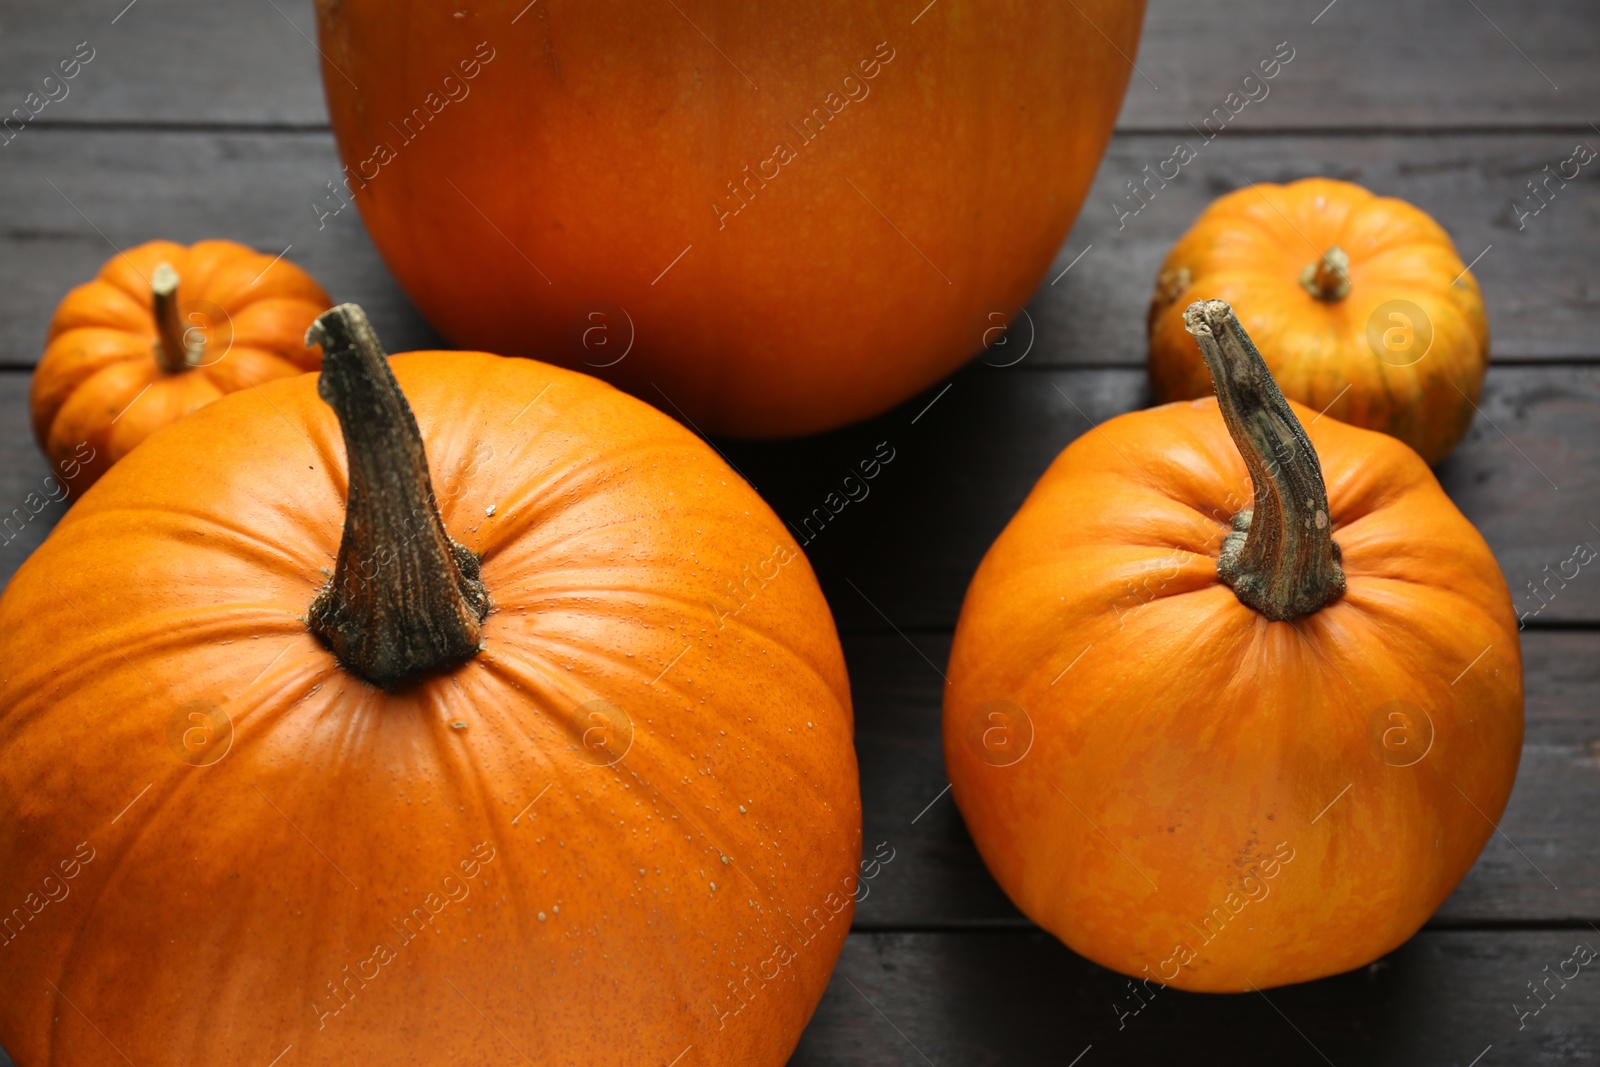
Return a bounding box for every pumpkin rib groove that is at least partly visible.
[466,642,807,830]
[1353,249,1470,289]
[474,638,683,753]
[53,504,328,579]
[1073,505,1227,556]
[477,508,771,581]
[414,679,537,953]
[0,602,310,735]
[0,610,315,746]
[96,242,187,305]
[223,297,338,361]
[197,346,305,391]
[9,652,332,883]
[39,747,238,1067]
[482,630,846,790]
[471,638,838,910]
[231,381,352,505]
[46,280,150,340]
[630,767,783,911]
[495,627,719,712]
[467,643,630,758]
[489,579,830,670]
[1335,591,1514,669]
[49,357,157,434]
[461,434,724,565]
[35,325,151,384]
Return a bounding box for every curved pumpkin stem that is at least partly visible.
[151,263,200,373]
[1184,299,1346,621]
[304,304,490,689]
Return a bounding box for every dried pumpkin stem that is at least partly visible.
[151,263,199,373]
[304,304,490,689]
[1299,246,1351,302]
[1184,299,1345,621]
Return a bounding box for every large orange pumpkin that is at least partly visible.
[313,0,1145,436]
[32,239,331,489]
[0,306,859,1064]
[1148,178,1489,464]
[945,300,1521,992]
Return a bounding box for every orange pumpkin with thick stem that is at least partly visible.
[1148,178,1489,464]
[0,305,859,1065]
[946,300,1521,992]
[313,0,1145,437]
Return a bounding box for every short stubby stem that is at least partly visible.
[151,263,201,373]
[305,304,490,689]
[1299,246,1351,302]
[1183,299,1346,621]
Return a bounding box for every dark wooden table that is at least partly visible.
[3,2,1597,1063]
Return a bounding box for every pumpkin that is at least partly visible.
[312,0,1145,437]
[1148,178,1489,464]
[32,238,332,490]
[945,300,1521,992]
[0,305,859,1065]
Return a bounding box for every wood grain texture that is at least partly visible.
[2,128,1594,374]
[1039,131,1600,366]
[4,0,1595,130]
[719,363,1600,631]
[1,1,1597,1064]
[6,362,1595,624]
[791,929,1600,1065]
[0,0,328,127]
[1116,0,1599,132]
[4,360,1596,620]
[845,630,1600,929]
[0,129,442,370]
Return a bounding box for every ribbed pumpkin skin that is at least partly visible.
[944,397,1521,992]
[0,353,859,1065]
[1148,179,1489,464]
[313,0,1144,437]
[32,239,330,488]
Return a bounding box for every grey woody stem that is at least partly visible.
[305,304,490,689]
[1299,246,1351,301]
[1184,299,1345,621]
[151,263,198,373]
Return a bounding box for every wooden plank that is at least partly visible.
[720,363,1600,630]
[0,0,325,128]
[1034,131,1600,366]
[4,1,1595,131]
[0,129,442,370]
[1117,0,1600,132]
[3,360,1596,622]
[791,929,1600,1065]
[2,128,1593,372]
[845,630,1600,929]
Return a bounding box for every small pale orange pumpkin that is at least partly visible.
[947,300,1521,992]
[32,239,331,488]
[1148,178,1488,464]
